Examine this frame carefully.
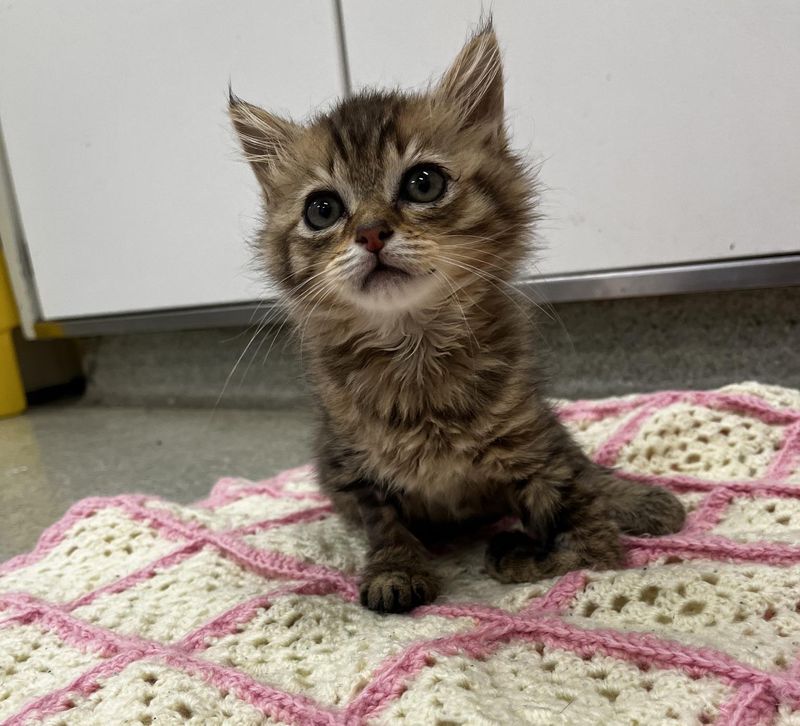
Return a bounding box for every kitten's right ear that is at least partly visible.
[228,88,299,186]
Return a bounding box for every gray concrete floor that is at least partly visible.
[83,287,800,408]
[0,404,315,561]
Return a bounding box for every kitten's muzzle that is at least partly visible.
[355,220,394,254]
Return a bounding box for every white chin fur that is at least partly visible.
[334,233,442,315]
[344,273,439,314]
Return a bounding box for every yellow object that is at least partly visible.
[33,321,65,339]
[0,250,26,417]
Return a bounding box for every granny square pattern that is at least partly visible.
[2,382,800,725]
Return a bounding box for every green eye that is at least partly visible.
[304,192,344,230]
[400,164,447,204]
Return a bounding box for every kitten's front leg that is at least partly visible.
[345,482,440,613]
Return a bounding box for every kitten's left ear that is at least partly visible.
[433,19,504,130]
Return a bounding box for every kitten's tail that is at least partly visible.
[596,469,686,536]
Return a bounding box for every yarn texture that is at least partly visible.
[2,382,800,725]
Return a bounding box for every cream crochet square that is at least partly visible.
[2,382,800,725]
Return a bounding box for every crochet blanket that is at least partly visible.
[2,382,800,725]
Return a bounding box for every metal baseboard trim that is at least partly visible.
[42,254,799,338]
[521,253,800,304]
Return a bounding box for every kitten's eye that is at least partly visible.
[304,192,344,230]
[400,164,447,204]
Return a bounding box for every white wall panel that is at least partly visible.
[0,0,343,318]
[342,1,800,276]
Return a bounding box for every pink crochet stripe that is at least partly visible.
[557,393,652,422]
[5,646,340,726]
[0,490,355,613]
[345,613,798,724]
[54,514,338,616]
[179,579,352,652]
[234,503,334,535]
[66,542,203,611]
[0,591,145,657]
[209,530,357,596]
[343,622,505,723]
[65,512,341,616]
[116,498,208,541]
[1,493,349,629]
[177,592,282,653]
[415,601,512,622]
[3,650,146,726]
[593,393,678,467]
[196,464,322,509]
[208,482,328,508]
[522,570,588,616]
[0,593,340,726]
[58,497,351,597]
[588,385,800,468]
[768,421,800,479]
[699,391,799,425]
[7,585,793,726]
[624,533,800,567]
[418,571,588,621]
[683,487,735,534]
[157,650,340,726]
[559,388,800,426]
[614,468,800,495]
[115,498,358,596]
[0,495,151,577]
[717,684,776,726]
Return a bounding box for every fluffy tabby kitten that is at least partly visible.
[230,21,685,613]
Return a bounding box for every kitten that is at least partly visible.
[230,20,685,613]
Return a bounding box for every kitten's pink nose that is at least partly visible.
[355,221,394,253]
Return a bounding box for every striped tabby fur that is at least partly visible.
[230,20,684,612]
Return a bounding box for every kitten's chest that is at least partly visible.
[321,352,478,466]
[322,369,515,504]
[313,319,529,507]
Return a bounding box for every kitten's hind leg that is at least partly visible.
[486,464,685,583]
[596,469,686,536]
[485,501,623,584]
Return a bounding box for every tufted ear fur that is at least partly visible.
[228,88,300,187]
[433,19,504,130]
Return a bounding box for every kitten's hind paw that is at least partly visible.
[359,566,439,613]
[485,531,572,584]
[485,529,622,584]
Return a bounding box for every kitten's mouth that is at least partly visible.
[361,260,411,291]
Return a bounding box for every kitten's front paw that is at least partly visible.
[359,567,439,613]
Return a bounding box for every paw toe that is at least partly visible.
[360,569,438,613]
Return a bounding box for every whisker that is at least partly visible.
[212,309,274,411]
[432,269,479,354]
[442,244,575,354]
[439,250,560,323]
[296,280,340,360]
[436,253,542,326]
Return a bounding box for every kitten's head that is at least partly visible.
[231,21,535,319]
